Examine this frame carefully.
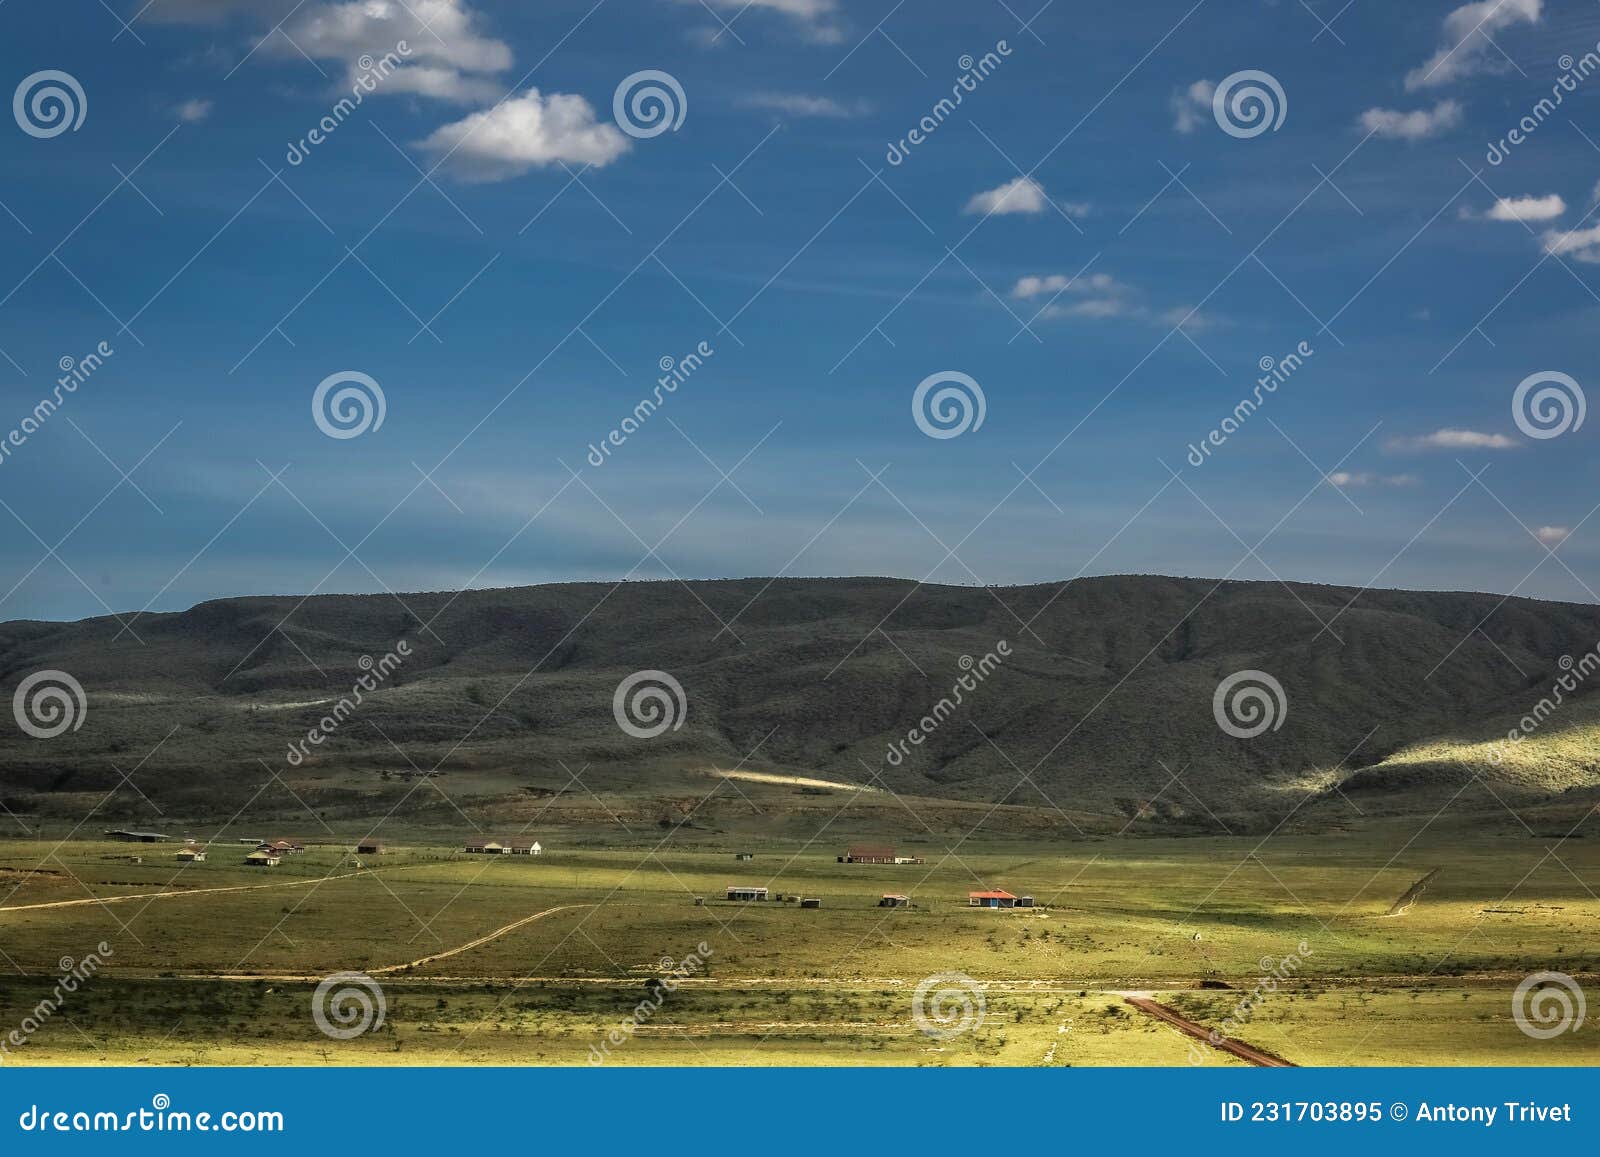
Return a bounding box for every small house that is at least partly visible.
[175,844,207,863]
[356,840,383,855]
[509,839,542,856]
[844,843,896,864]
[245,849,281,867]
[465,838,510,855]
[238,837,265,845]
[879,894,910,908]
[799,897,822,909]
[267,838,305,854]
[726,886,768,902]
[969,890,1018,909]
[734,852,753,861]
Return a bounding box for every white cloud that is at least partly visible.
[965,176,1050,216]
[1172,79,1214,133]
[1358,100,1463,140]
[1011,271,1122,299]
[1536,525,1571,545]
[1327,471,1420,488]
[1387,428,1520,451]
[415,89,630,181]
[1405,0,1542,90]
[1481,193,1567,222]
[175,98,213,122]
[1542,221,1600,262]
[695,0,843,42]
[740,92,867,118]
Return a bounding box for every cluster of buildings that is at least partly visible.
[243,838,304,867]
[720,845,1033,912]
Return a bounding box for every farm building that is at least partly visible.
[244,849,281,867]
[734,852,753,861]
[356,840,383,855]
[106,829,168,843]
[799,897,822,909]
[879,894,910,908]
[175,844,207,863]
[465,837,540,855]
[237,837,264,845]
[841,843,922,865]
[726,886,768,901]
[259,839,303,855]
[969,890,1017,909]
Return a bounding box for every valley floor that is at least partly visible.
[0,827,1595,1066]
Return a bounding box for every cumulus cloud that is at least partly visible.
[415,89,630,181]
[1476,193,1567,222]
[1011,272,1202,326]
[965,176,1050,216]
[1358,100,1463,140]
[1405,0,1542,90]
[1536,525,1571,545]
[1172,79,1214,133]
[175,98,213,122]
[1542,221,1600,262]
[1011,272,1122,299]
[1386,428,1519,451]
[739,92,867,118]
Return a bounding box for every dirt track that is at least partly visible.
[367,903,588,975]
[1124,996,1296,1067]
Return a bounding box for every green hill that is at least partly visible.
[3,575,1599,834]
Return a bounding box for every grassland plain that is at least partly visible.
[1,823,1597,1066]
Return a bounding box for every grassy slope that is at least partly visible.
[4,575,1600,830]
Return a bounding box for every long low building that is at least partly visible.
[726,886,768,901]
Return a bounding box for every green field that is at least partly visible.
[1,821,1596,1066]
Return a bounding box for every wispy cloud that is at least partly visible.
[694,0,844,43]
[1386,428,1519,451]
[739,92,868,118]
[965,176,1050,216]
[1171,79,1214,133]
[1542,221,1600,262]
[1327,471,1420,488]
[1405,0,1542,90]
[415,89,629,181]
[1536,525,1571,545]
[175,98,213,122]
[1358,100,1463,140]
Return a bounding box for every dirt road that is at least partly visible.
[367,903,588,975]
[1123,996,1296,1067]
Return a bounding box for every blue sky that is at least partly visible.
[2,0,1600,623]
